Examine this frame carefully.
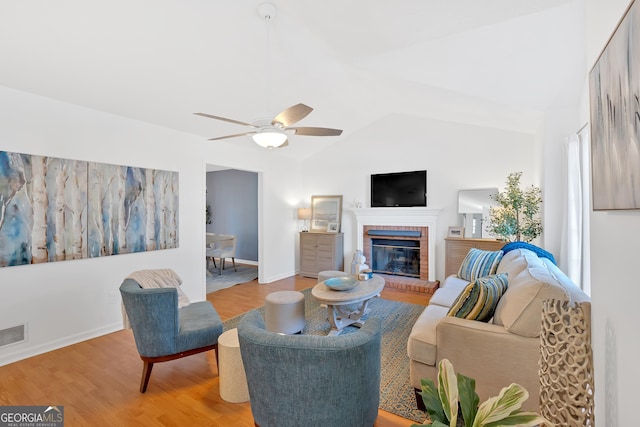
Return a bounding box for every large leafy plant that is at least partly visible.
[412,359,549,427]
[487,172,542,242]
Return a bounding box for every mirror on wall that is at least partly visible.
[458,188,498,238]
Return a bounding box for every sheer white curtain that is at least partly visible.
[560,125,591,294]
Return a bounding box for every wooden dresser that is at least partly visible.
[444,237,505,278]
[299,232,344,279]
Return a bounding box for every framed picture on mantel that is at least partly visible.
[310,195,342,232]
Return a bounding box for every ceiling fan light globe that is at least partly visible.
[252,129,287,148]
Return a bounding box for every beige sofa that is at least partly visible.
[407,247,590,410]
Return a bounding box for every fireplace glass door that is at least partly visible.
[371,238,420,278]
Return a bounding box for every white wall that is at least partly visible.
[0,86,302,366]
[0,86,204,365]
[585,1,639,425]
[301,113,540,281]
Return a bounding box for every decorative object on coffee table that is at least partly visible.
[323,276,359,291]
[539,299,594,426]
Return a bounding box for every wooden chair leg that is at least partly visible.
[214,344,219,369]
[231,257,237,272]
[140,361,154,393]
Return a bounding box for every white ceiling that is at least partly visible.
[0,0,586,160]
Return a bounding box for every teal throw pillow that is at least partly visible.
[447,273,509,322]
[457,248,504,281]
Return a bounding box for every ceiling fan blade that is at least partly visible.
[194,112,257,128]
[288,127,343,137]
[277,139,289,148]
[207,132,256,141]
[272,103,313,127]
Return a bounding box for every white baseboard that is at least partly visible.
[261,270,297,284]
[236,259,258,266]
[0,322,123,367]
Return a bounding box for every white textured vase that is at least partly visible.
[539,299,594,426]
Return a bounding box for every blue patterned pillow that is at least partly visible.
[447,273,509,322]
[457,248,504,281]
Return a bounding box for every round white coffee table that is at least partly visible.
[311,275,385,336]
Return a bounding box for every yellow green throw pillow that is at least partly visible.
[448,273,508,322]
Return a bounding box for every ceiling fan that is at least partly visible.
[194,103,343,149]
[194,4,342,149]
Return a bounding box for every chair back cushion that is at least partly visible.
[120,280,180,357]
[238,310,381,427]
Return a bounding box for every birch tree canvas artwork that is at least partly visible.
[87,164,179,257]
[0,150,179,268]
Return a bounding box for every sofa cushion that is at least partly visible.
[429,276,470,307]
[457,248,504,281]
[496,248,534,279]
[541,258,590,304]
[407,305,450,366]
[493,263,570,337]
[447,273,509,322]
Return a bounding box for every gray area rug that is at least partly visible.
[206,264,258,294]
[223,288,427,423]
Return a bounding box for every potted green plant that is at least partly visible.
[413,359,549,427]
[487,172,542,242]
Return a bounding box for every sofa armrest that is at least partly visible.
[435,317,541,410]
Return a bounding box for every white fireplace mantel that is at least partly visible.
[351,207,441,281]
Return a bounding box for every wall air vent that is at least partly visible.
[0,324,26,347]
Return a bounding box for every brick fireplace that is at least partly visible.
[353,208,440,295]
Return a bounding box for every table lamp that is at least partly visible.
[297,208,312,232]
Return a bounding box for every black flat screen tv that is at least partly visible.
[371,170,427,207]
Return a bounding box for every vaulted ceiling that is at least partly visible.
[0,0,586,159]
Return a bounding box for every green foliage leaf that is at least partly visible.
[457,373,479,427]
[482,412,551,427]
[488,172,542,242]
[416,361,550,427]
[437,359,459,426]
[420,377,447,424]
[471,383,529,427]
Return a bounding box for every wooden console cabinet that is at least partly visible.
[444,237,505,278]
[299,232,344,279]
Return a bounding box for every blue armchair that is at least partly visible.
[237,310,381,427]
[120,278,223,392]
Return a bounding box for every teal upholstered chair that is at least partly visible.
[237,310,381,427]
[120,278,223,392]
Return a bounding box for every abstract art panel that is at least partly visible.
[87,164,179,257]
[0,150,178,268]
[0,152,87,266]
[589,0,640,210]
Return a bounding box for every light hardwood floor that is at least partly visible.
[0,272,429,426]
